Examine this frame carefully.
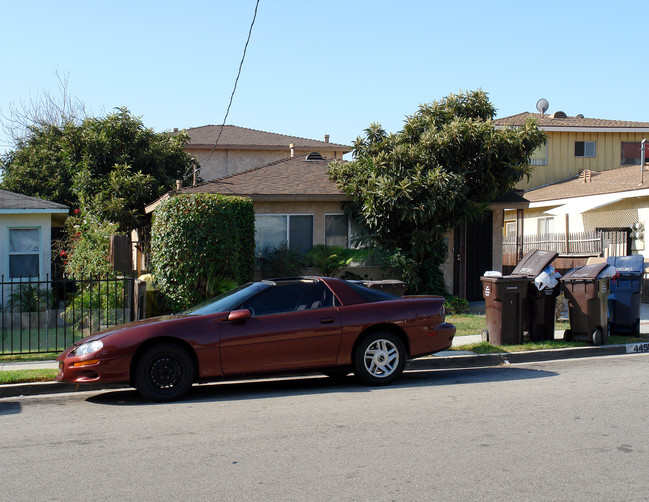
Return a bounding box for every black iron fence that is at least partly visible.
[0,275,140,355]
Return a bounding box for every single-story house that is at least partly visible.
[0,189,68,282]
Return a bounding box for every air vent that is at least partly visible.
[576,114,584,119]
[552,111,568,119]
[305,152,324,161]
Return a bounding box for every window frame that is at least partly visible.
[324,213,351,248]
[621,141,647,166]
[574,141,596,158]
[530,141,548,166]
[8,227,41,279]
[254,213,314,254]
[537,217,554,236]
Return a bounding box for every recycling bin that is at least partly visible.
[607,255,644,335]
[511,249,560,342]
[481,275,529,345]
[561,262,611,345]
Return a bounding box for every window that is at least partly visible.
[505,221,517,237]
[255,214,313,254]
[530,142,548,166]
[324,214,363,248]
[9,229,40,278]
[238,280,334,316]
[621,142,647,165]
[537,217,554,235]
[574,141,596,158]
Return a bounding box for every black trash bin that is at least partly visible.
[481,275,529,345]
[607,255,644,335]
[511,249,560,342]
[561,262,612,345]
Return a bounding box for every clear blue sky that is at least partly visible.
[2,0,648,152]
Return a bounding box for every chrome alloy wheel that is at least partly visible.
[363,338,400,378]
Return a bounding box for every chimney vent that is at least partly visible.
[173,128,179,133]
[289,143,295,158]
[324,134,330,143]
[176,180,182,190]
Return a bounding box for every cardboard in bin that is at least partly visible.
[511,249,559,278]
[562,262,609,281]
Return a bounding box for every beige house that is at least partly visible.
[495,110,649,273]
[179,125,350,181]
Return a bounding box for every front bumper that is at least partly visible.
[56,347,131,384]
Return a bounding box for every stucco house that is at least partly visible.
[494,109,649,275]
[179,125,350,181]
[0,189,68,282]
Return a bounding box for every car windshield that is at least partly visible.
[182,282,271,315]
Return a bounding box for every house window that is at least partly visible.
[255,214,313,254]
[621,142,647,165]
[325,215,349,247]
[9,228,40,278]
[530,142,548,166]
[537,217,554,236]
[575,141,596,158]
[505,221,517,237]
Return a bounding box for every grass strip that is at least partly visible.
[0,369,58,385]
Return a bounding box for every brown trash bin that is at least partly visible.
[511,249,560,342]
[561,263,611,345]
[481,275,530,345]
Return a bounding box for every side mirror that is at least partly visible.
[227,309,252,321]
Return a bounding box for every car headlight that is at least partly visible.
[74,340,103,357]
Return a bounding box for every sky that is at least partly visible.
[2,0,649,154]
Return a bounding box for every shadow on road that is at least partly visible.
[86,365,558,407]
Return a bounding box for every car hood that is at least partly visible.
[71,312,230,345]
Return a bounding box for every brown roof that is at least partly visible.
[495,112,649,129]
[146,155,348,212]
[525,165,649,203]
[0,190,68,211]
[181,125,351,152]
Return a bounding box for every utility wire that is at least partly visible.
[205,0,261,166]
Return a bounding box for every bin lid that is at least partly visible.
[562,262,609,281]
[606,255,645,275]
[511,249,559,278]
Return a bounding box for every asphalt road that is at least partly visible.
[2,354,649,502]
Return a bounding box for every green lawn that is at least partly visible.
[1,328,81,355]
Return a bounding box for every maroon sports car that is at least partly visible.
[57,277,455,401]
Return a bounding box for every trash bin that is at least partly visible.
[511,249,560,342]
[561,262,612,345]
[607,255,644,335]
[481,275,530,345]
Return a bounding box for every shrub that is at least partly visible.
[306,245,369,277]
[444,295,470,315]
[150,194,254,312]
[6,284,52,312]
[256,242,304,278]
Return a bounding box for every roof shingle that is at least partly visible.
[495,112,649,129]
[0,190,68,211]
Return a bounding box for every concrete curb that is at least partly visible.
[1,343,640,399]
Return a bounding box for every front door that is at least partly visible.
[454,211,493,301]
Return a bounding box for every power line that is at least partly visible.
[205,0,261,166]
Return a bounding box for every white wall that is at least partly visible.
[0,213,53,280]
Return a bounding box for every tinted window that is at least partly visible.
[346,281,398,302]
[238,280,334,316]
[183,282,269,315]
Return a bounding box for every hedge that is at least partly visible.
[150,193,255,311]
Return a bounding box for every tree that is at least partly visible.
[328,90,546,294]
[0,107,196,233]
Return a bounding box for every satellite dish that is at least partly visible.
[536,99,549,115]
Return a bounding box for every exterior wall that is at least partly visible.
[517,131,649,190]
[188,148,347,182]
[0,213,53,280]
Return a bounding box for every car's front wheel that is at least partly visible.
[134,343,195,401]
[354,331,406,385]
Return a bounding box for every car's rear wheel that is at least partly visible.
[354,331,406,385]
[134,343,195,401]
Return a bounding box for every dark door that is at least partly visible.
[454,211,493,301]
[219,281,342,375]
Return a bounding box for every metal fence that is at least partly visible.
[0,275,136,355]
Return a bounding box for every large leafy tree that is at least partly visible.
[0,107,195,232]
[328,90,546,294]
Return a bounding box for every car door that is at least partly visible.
[219,281,342,375]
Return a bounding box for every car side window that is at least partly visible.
[239,281,334,316]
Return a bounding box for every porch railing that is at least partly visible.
[503,230,630,258]
[0,275,139,355]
